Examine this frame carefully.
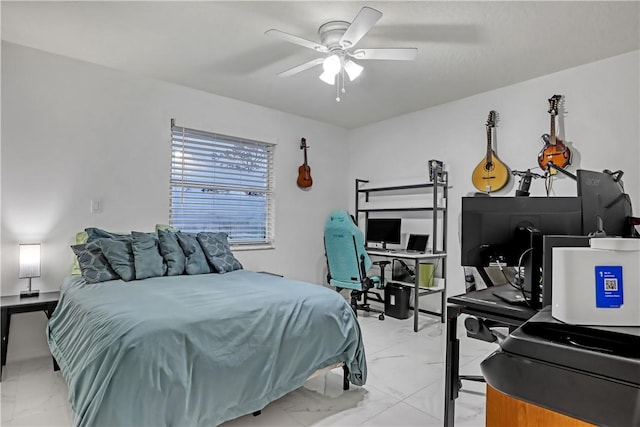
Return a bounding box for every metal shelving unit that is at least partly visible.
[355,167,448,325]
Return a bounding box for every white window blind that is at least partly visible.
[170,124,275,246]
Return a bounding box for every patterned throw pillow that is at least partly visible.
[197,232,243,273]
[175,231,211,275]
[131,231,167,280]
[158,229,186,276]
[72,241,119,284]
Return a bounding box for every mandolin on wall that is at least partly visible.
[538,94,571,174]
[471,110,509,193]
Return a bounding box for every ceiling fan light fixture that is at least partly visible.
[322,54,341,74]
[344,60,363,81]
[319,71,336,85]
[319,54,341,85]
[267,6,417,101]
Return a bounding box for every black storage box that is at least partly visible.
[384,283,411,319]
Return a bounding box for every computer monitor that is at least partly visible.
[461,197,582,308]
[461,197,583,267]
[366,218,401,249]
[577,169,634,237]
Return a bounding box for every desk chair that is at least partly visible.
[324,209,388,320]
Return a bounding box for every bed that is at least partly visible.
[47,270,367,427]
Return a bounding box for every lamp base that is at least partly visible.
[20,289,40,298]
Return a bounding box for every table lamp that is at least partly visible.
[19,243,40,298]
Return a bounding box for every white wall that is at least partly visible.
[347,50,640,299]
[1,42,350,360]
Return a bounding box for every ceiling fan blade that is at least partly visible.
[265,29,328,53]
[277,57,325,77]
[352,48,418,61]
[339,6,383,49]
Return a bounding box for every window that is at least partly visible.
[170,124,275,246]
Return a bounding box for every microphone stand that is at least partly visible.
[546,162,576,180]
[512,169,544,196]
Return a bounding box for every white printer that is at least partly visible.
[552,237,640,326]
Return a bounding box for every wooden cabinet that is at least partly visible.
[486,385,595,427]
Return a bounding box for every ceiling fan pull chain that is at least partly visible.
[336,74,341,102]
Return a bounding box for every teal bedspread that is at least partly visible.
[48,270,367,427]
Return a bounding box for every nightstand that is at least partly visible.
[1,291,60,381]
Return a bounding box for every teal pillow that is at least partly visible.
[72,241,119,284]
[197,232,243,273]
[158,229,186,276]
[176,231,211,275]
[85,227,127,242]
[99,237,136,282]
[131,231,166,280]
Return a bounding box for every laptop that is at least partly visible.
[493,288,531,305]
[405,234,429,253]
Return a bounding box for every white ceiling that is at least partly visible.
[2,1,639,129]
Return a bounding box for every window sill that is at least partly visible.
[231,244,275,251]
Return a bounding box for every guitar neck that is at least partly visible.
[303,147,308,166]
[485,125,493,163]
[549,114,557,145]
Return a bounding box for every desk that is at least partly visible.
[367,250,447,331]
[444,285,537,427]
[1,291,60,380]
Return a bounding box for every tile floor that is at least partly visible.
[0,312,496,426]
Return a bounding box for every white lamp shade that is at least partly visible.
[19,244,41,278]
[322,54,341,74]
[344,60,363,81]
[319,71,336,85]
[319,54,341,85]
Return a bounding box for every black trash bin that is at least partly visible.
[384,283,410,319]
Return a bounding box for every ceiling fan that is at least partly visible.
[265,6,417,101]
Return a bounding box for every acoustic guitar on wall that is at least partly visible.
[471,110,509,193]
[296,137,313,189]
[538,94,571,174]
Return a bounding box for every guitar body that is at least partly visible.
[297,164,313,188]
[472,152,510,193]
[538,136,571,170]
[471,110,509,193]
[297,137,313,189]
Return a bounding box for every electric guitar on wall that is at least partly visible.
[296,137,313,189]
[538,94,571,174]
[471,110,509,193]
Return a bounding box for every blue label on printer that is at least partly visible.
[595,266,623,308]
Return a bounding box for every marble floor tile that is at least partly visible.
[360,401,441,426]
[5,401,70,427]
[277,380,400,426]
[403,376,486,426]
[2,312,491,427]
[220,402,303,427]
[366,350,444,400]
